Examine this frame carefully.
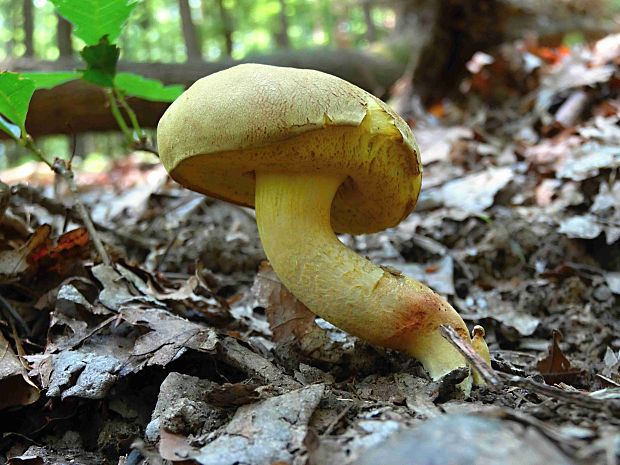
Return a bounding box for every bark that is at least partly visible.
[408,0,614,103]
[413,0,507,103]
[362,1,377,42]
[56,15,72,57]
[3,49,404,138]
[179,0,203,61]
[275,0,290,49]
[139,2,152,61]
[214,0,233,56]
[23,0,34,57]
[7,0,16,56]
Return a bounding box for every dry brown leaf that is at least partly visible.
[0,225,51,279]
[205,382,260,407]
[0,332,39,409]
[159,429,197,462]
[537,330,583,385]
[252,262,316,343]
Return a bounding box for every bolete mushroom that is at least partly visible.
[157,63,484,392]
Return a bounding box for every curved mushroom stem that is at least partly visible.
[255,171,478,392]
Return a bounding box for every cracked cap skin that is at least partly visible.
[157,63,423,234]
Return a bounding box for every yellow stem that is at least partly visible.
[255,171,472,389]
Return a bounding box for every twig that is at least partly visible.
[496,371,620,416]
[23,136,52,168]
[11,183,70,217]
[439,324,501,388]
[10,183,155,250]
[322,403,354,436]
[132,140,159,157]
[15,135,113,265]
[554,90,590,127]
[51,158,111,265]
[0,294,30,335]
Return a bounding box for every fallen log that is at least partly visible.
[2,49,404,138]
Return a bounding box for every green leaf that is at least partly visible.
[20,71,82,90]
[115,73,184,102]
[0,72,35,135]
[80,36,120,88]
[50,0,138,45]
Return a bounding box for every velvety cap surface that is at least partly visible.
[157,63,422,234]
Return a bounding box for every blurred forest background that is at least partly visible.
[0,0,619,169]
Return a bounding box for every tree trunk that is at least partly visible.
[179,0,202,61]
[140,2,152,61]
[56,15,72,57]
[23,0,34,57]
[214,0,233,56]
[412,0,507,103]
[319,0,335,46]
[275,0,290,49]
[362,1,376,42]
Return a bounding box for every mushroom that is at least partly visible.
[157,63,485,392]
[471,325,491,386]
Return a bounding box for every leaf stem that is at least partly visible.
[114,87,145,142]
[105,88,134,144]
[22,135,52,168]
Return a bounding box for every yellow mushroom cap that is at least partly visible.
[157,63,422,234]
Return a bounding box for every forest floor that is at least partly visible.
[1,33,619,465]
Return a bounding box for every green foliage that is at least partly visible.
[80,36,120,88]
[49,0,138,45]
[115,73,183,102]
[0,72,35,138]
[20,71,82,90]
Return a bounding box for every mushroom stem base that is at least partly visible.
[255,171,474,391]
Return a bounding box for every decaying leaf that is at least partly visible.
[146,372,227,443]
[0,225,51,279]
[415,125,473,164]
[252,261,316,342]
[440,166,514,213]
[456,288,541,337]
[7,446,105,465]
[0,333,39,409]
[537,331,583,385]
[29,264,220,400]
[205,382,261,407]
[0,225,90,284]
[159,429,197,462]
[28,227,89,270]
[192,384,324,465]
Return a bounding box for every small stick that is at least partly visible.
[11,183,154,250]
[554,90,590,127]
[497,371,620,415]
[51,158,111,266]
[322,403,354,436]
[17,135,112,265]
[439,324,501,388]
